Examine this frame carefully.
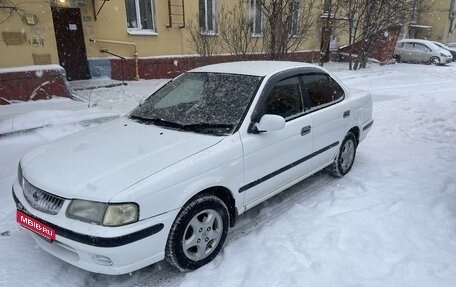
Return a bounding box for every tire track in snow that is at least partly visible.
[97,173,334,287]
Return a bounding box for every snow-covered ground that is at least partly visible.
[1,62,456,287]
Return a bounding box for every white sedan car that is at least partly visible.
[13,61,373,275]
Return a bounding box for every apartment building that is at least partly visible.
[409,0,456,43]
[0,0,323,81]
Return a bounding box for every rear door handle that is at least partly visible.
[343,110,351,118]
[301,125,311,136]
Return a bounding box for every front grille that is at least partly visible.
[23,178,65,215]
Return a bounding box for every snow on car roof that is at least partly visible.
[398,39,430,43]
[189,61,319,77]
[398,39,439,46]
[397,39,444,50]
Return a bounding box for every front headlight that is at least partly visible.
[66,200,139,226]
[67,200,107,224]
[440,53,447,57]
[103,203,139,226]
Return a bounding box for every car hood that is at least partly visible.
[437,48,453,57]
[21,117,223,201]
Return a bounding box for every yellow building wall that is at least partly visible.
[419,0,456,43]
[0,0,323,69]
[86,0,321,59]
[83,0,196,59]
[0,0,59,67]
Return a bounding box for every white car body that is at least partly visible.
[13,61,373,274]
[394,39,453,65]
[433,41,456,61]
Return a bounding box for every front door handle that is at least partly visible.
[301,125,311,136]
[343,110,351,118]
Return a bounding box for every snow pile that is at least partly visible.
[0,62,455,287]
[0,64,64,74]
[71,79,168,114]
[0,98,119,135]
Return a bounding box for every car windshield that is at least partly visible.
[434,42,447,49]
[130,72,262,135]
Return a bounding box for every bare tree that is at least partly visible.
[0,0,28,24]
[260,0,318,60]
[330,0,421,70]
[186,19,219,57]
[319,0,346,66]
[218,1,262,58]
[187,0,318,61]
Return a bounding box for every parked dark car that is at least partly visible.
[433,41,456,61]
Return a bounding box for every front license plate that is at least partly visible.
[16,210,56,240]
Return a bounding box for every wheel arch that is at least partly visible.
[183,186,237,228]
[348,126,360,145]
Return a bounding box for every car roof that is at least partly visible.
[189,61,321,77]
[398,39,444,50]
[398,39,435,45]
[398,39,433,44]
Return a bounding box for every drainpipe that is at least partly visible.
[89,38,139,80]
[450,0,456,33]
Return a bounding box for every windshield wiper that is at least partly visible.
[183,123,234,135]
[130,115,184,129]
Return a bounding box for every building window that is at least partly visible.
[250,0,263,36]
[199,0,217,33]
[290,0,300,36]
[125,0,156,33]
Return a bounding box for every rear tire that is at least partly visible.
[393,54,401,63]
[165,194,229,271]
[327,132,357,178]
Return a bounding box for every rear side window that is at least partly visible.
[403,42,414,50]
[301,74,344,109]
[414,43,429,52]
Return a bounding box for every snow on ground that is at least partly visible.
[1,62,456,287]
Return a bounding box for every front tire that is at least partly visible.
[327,132,357,178]
[165,194,229,271]
[430,56,441,65]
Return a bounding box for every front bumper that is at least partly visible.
[12,180,178,275]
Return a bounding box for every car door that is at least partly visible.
[414,43,431,62]
[240,75,313,207]
[401,42,415,62]
[301,73,351,170]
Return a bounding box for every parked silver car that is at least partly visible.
[394,39,453,65]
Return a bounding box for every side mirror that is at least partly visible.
[255,114,285,133]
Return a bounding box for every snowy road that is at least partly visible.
[1,63,456,287]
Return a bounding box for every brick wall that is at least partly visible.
[339,27,401,63]
[110,51,321,80]
[0,66,71,105]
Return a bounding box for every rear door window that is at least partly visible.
[301,73,344,110]
[414,43,429,52]
[403,42,414,50]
